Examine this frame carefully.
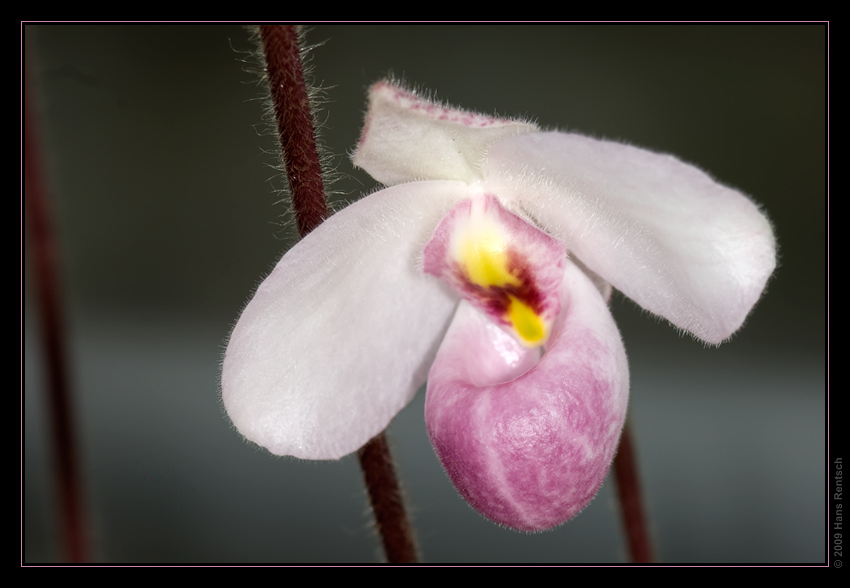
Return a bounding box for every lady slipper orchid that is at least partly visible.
[222,81,775,532]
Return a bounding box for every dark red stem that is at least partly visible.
[357,434,418,563]
[257,25,418,563]
[613,420,654,563]
[259,25,327,236]
[24,69,90,563]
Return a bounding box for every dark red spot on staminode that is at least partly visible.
[452,249,545,325]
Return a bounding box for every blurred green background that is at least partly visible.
[24,24,825,563]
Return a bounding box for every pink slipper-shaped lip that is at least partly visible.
[426,259,629,531]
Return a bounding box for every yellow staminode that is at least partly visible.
[460,228,520,288]
[508,295,546,346]
[456,223,548,347]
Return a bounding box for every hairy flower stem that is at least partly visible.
[259,25,327,236]
[24,72,90,563]
[258,24,418,563]
[358,435,419,563]
[613,420,654,562]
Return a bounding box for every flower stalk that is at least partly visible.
[258,24,327,236]
[358,434,419,563]
[257,24,418,563]
[24,66,90,563]
[613,421,654,563]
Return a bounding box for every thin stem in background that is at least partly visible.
[613,420,654,563]
[24,67,90,564]
[257,24,418,564]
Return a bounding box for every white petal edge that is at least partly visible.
[222,181,471,459]
[485,132,776,344]
[352,80,538,187]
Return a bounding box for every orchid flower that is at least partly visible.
[222,81,775,532]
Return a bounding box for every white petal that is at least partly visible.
[222,181,471,459]
[485,132,776,344]
[352,80,538,186]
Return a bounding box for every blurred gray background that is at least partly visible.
[24,24,825,563]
